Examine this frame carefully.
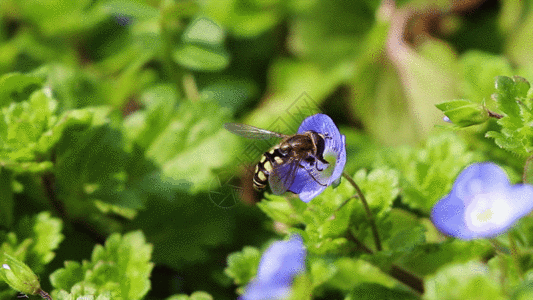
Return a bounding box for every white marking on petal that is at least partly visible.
[465,192,512,233]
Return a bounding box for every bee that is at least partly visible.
[224,122,331,195]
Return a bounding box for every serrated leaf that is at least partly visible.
[141,99,240,194]
[1,212,63,275]
[25,212,64,273]
[257,194,306,226]
[353,168,399,217]
[488,76,533,156]
[377,133,480,212]
[224,247,261,285]
[50,231,153,300]
[322,258,396,291]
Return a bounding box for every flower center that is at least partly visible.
[465,192,512,232]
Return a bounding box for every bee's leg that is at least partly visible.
[305,168,328,186]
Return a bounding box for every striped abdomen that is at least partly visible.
[253,146,286,191]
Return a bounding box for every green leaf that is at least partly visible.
[166,291,214,300]
[224,246,261,285]
[257,194,306,226]
[435,99,489,127]
[1,212,64,275]
[486,76,533,156]
[141,99,240,194]
[382,209,426,253]
[396,240,492,276]
[459,50,513,107]
[50,231,153,300]
[102,0,160,20]
[346,283,418,300]
[174,17,230,72]
[0,72,45,106]
[173,44,230,72]
[377,133,481,212]
[424,261,505,300]
[320,258,397,292]
[204,0,281,38]
[20,212,64,274]
[0,253,41,296]
[353,168,400,218]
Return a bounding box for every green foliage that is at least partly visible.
[435,99,489,127]
[2,0,533,299]
[50,231,153,300]
[378,133,481,212]
[224,246,261,285]
[166,291,214,300]
[174,18,230,72]
[0,252,41,296]
[423,261,505,300]
[486,76,533,156]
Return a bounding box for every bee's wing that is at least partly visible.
[270,157,328,195]
[224,123,286,140]
[269,157,302,195]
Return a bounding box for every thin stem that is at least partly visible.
[522,154,533,184]
[342,172,382,251]
[508,232,524,279]
[487,110,503,119]
[346,230,424,295]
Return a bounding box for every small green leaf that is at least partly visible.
[0,253,41,295]
[224,246,261,285]
[435,99,489,127]
[183,18,225,46]
[50,231,153,300]
[322,258,396,291]
[102,0,160,20]
[353,168,399,217]
[173,44,229,72]
[166,291,214,300]
[0,72,45,106]
[377,133,481,212]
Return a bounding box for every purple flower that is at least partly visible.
[240,235,306,300]
[431,162,533,240]
[288,114,346,202]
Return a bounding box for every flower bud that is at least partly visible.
[0,253,41,295]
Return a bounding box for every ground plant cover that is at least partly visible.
[1,0,533,299]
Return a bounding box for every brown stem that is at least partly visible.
[488,110,504,119]
[342,172,382,251]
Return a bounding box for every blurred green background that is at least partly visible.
[1,0,533,298]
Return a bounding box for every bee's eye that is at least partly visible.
[305,156,315,163]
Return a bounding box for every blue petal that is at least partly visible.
[431,162,533,240]
[240,235,306,300]
[290,114,346,202]
[451,163,510,203]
